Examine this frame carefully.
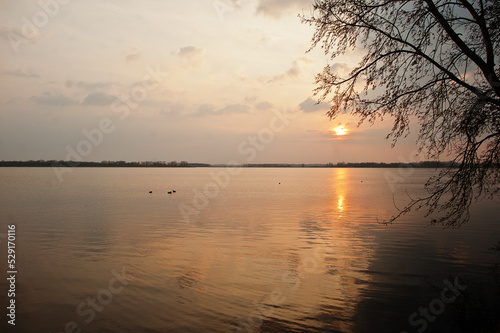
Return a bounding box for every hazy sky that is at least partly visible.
[0,0,421,164]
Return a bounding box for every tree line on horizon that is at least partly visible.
[0,160,462,168]
[0,160,209,168]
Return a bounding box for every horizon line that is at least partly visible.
[0,160,456,168]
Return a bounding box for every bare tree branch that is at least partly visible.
[303,0,500,227]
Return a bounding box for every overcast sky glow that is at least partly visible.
[0,0,421,164]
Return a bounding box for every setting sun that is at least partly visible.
[333,126,348,136]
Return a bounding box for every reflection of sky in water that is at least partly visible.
[0,168,499,332]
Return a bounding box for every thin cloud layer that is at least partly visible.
[269,57,313,83]
[2,68,39,78]
[76,81,113,91]
[255,101,273,110]
[82,92,116,106]
[299,97,330,113]
[256,0,313,18]
[0,1,413,164]
[160,102,184,116]
[196,103,249,117]
[29,92,77,106]
[177,46,205,59]
[126,52,142,63]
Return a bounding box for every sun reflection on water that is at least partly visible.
[333,168,347,217]
[338,194,344,215]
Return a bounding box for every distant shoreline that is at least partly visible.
[0,160,458,168]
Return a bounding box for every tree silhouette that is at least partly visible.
[303,0,500,226]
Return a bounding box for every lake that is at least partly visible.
[0,167,499,332]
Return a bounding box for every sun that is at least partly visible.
[333,126,348,136]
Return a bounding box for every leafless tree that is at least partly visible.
[302,0,500,226]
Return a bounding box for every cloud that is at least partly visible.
[299,97,330,113]
[269,57,313,83]
[197,104,215,116]
[255,101,273,110]
[126,52,142,63]
[30,92,77,106]
[176,46,206,69]
[75,81,113,90]
[160,102,184,116]
[327,63,351,76]
[303,128,351,141]
[256,0,313,19]
[32,91,116,106]
[177,46,205,59]
[196,103,249,117]
[2,68,39,78]
[244,95,258,103]
[82,92,116,106]
[218,104,249,114]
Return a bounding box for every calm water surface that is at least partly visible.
[0,167,499,332]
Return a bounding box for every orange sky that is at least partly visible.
[0,0,422,164]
